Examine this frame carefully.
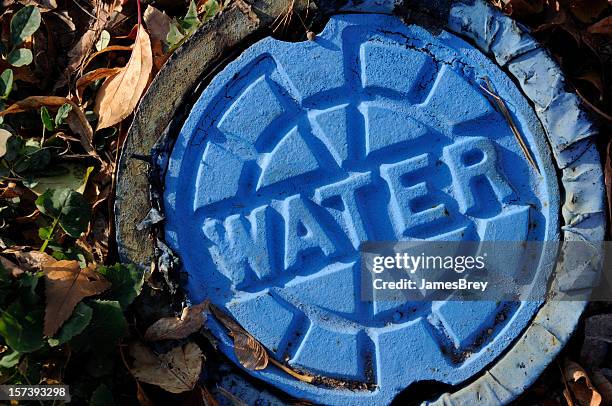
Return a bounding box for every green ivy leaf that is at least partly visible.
[0,301,44,353]
[10,5,42,46]
[40,106,54,131]
[97,264,144,309]
[0,69,13,99]
[71,300,127,354]
[0,349,20,368]
[166,21,185,50]
[48,302,93,347]
[203,0,220,21]
[7,48,33,67]
[180,0,200,33]
[28,164,93,196]
[95,30,111,52]
[11,140,51,173]
[35,188,91,237]
[90,384,114,406]
[38,225,52,240]
[55,103,72,127]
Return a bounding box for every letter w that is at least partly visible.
[202,205,273,282]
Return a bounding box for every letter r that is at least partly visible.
[443,137,513,214]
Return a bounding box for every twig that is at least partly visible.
[575,87,612,122]
[268,357,314,383]
[480,76,541,175]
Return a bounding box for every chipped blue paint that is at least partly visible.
[160,5,591,403]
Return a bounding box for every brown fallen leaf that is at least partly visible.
[94,24,152,130]
[0,256,24,277]
[59,0,121,87]
[82,45,133,72]
[502,0,545,18]
[130,342,203,394]
[144,301,207,341]
[592,369,612,406]
[208,304,268,369]
[208,302,243,333]
[207,304,313,382]
[143,5,171,44]
[231,329,268,370]
[569,0,608,23]
[0,96,95,156]
[42,260,110,337]
[76,67,122,102]
[588,16,612,35]
[143,5,171,71]
[3,248,56,271]
[200,386,220,406]
[0,129,12,158]
[136,381,154,406]
[564,359,603,406]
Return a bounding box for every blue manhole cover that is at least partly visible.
[164,12,563,405]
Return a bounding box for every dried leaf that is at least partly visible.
[94,25,152,130]
[588,16,612,35]
[209,304,268,369]
[569,0,608,23]
[0,256,24,277]
[0,96,95,155]
[200,386,219,406]
[502,0,544,17]
[4,248,56,271]
[230,329,268,370]
[82,45,133,72]
[42,260,110,337]
[0,129,12,158]
[76,67,121,102]
[144,301,207,341]
[143,5,171,43]
[207,304,313,381]
[60,0,118,86]
[136,382,154,406]
[208,302,243,333]
[130,342,203,394]
[592,369,612,406]
[564,359,603,406]
[144,5,171,70]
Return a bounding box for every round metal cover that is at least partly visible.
[158,9,600,406]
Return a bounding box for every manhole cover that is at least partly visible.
[164,12,556,404]
[115,1,604,405]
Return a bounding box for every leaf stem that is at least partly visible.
[40,215,59,252]
[136,0,142,26]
